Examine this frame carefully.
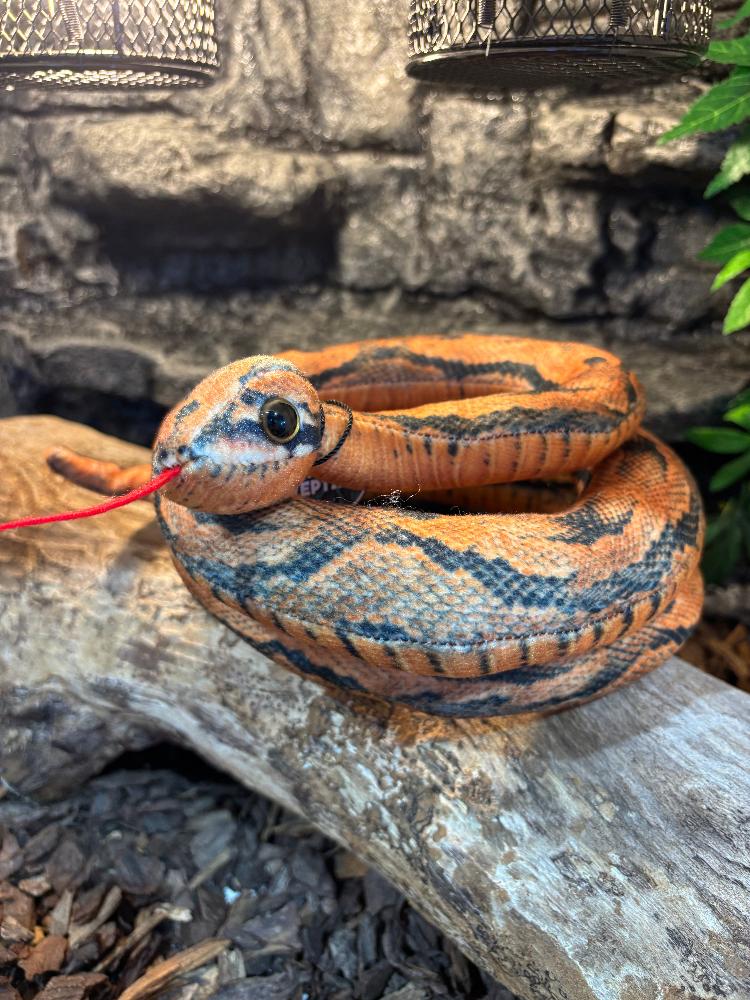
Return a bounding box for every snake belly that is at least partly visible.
[156,334,704,718]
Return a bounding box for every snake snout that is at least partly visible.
[153,442,196,476]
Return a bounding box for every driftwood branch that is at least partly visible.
[1,416,749,1000]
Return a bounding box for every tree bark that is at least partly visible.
[1,415,748,1000]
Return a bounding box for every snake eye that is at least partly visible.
[260,397,300,444]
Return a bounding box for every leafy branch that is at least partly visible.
[686,389,750,582]
[661,10,750,333]
[661,16,750,587]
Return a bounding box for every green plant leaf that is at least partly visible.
[706,129,750,197]
[660,68,750,143]
[702,489,750,582]
[702,517,742,582]
[708,36,750,66]
[724,276,750,332]
[704,515,726,546]
[730,190,750,219]
[743,506,750,559]
[686,426,750,452]
[710,249,750,289]
[710,446,750,490]
[703,496,745,581]
[725,401,750,430]
[701,223,750,263]
[717,0,750,31]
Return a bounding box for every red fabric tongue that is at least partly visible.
[0,465,181,533]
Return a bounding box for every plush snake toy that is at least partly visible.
[49,334,704,718]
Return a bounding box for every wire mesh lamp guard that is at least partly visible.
[0,1,218,87]
[407,0,712,87]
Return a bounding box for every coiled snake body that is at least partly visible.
[52,334,704,718]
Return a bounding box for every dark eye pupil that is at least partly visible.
[260,398,300,443]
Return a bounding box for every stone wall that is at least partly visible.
[0,0,748,443]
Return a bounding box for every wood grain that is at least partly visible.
[1,416,748,1000]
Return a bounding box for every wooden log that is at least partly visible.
[1,415,749,1000]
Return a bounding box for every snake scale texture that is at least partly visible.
[51,334,704,718]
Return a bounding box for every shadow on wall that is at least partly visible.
[53,176,343,295]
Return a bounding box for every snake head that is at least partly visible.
[153,356,324,514]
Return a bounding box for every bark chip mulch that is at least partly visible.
[0,770,515,1000]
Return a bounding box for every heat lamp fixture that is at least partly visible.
[0,1,218,88]
[0,0,713,93]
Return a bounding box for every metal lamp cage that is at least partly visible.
[0,1,218,88]
[407,0,713,88]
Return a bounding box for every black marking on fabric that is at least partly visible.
[549,505,633,545]
[423,436,432,456]
[335,626,362,661]
[539,434,548,468]
[447,440,458,457]
[561,427,571,462]
[478,651,492,676]
[519,638,531,666]
[557,634,571,657]
[367,528,571,613]
[309,348,561,393]
[427,650,446,674]
[510,437,520,476]
[645,619,689,652]
[395,689,510,717]
[270,611,287,635]
[395,649,635,718]
[469,656,575,687]
[620,605,634,634]
[386,405,628,441]
[239,388,270,409]
[255,638,367,693]
[238,359,298,385]
[382,644,401,667]
[192,510,266,536]
[348,619,418,645]
[175,399,200,424]
[593,622,604,643]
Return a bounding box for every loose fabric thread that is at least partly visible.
[0,466,181,533]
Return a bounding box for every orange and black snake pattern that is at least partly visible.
[50,334,704,718]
